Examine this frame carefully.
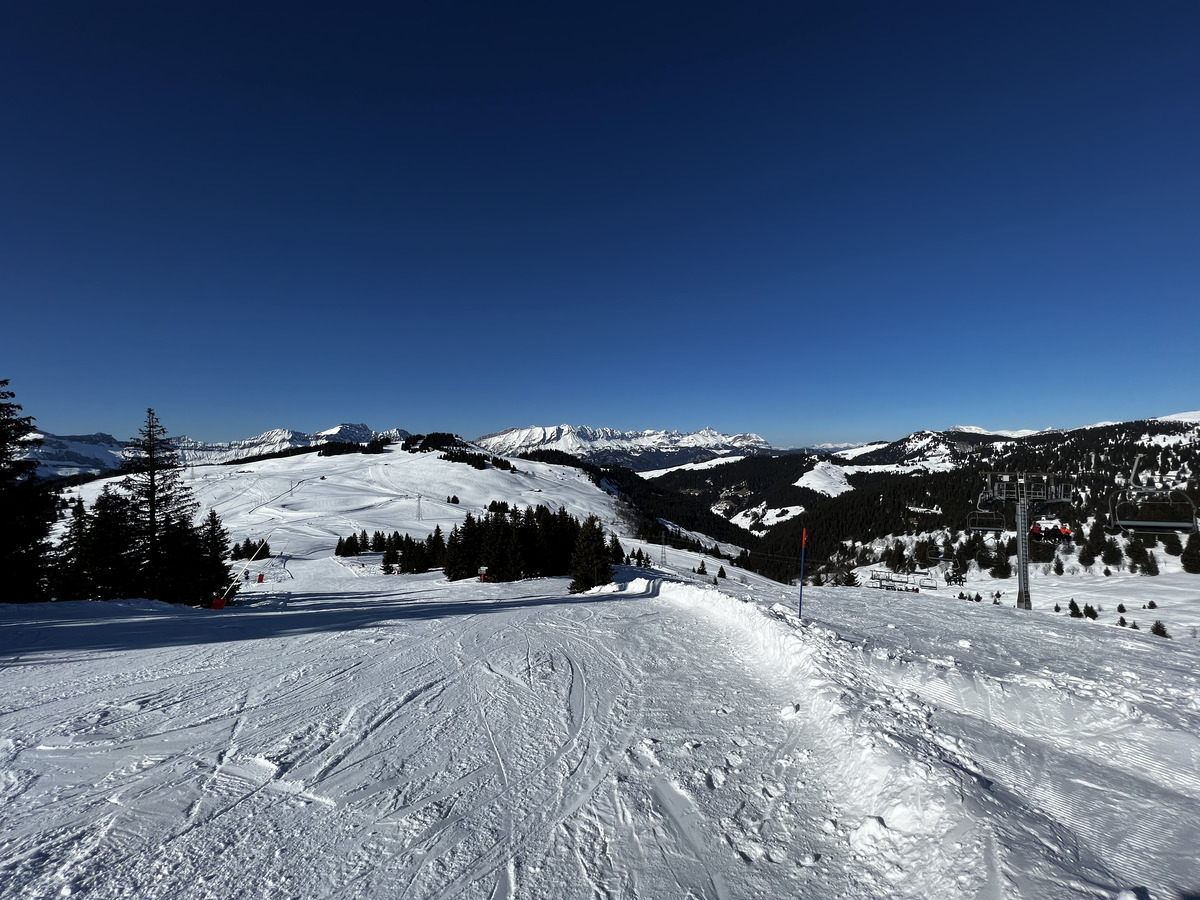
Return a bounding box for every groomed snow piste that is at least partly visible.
[3,445,1198,899]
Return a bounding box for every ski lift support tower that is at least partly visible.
[979,471,1069,610]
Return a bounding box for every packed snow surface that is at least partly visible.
[4,445,1200,899]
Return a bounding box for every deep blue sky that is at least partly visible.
[2,2,1197,447]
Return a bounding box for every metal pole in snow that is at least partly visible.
[798,527,807,619]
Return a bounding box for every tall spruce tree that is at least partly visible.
[569,515,612,593]
[427,525,446,569]
[122,409,198,599]
[198,509,233,602]
[0,380,55,602]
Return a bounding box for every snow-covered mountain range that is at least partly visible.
[175,425,409,467]
[475,424,773,471]
[26,425,410,478]
[23,412,1200,481]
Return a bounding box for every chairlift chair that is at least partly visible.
[1107,454,1199,536]
[1109,489,1198,535]
[924,545,953,566]
[966,509,1006,533]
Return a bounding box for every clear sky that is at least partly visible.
[2,2,1197,448]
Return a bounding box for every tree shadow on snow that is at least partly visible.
[0,585,649,658]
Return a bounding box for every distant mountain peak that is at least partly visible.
[475,424,773,472]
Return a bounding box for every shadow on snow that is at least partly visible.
[0,578,656,659]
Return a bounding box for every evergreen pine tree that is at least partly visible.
[1149,619,1170,638]
[1142,550,1159,576]
[122,409,199,600]
[1181,532,1200,574]
[198,509,232,604]
[569,515,612,593]
[443,526,464,579]
[1125,536,1148,569]
[0,380,55,602]
[717,565,727,579]
[156,515,205,604]
[84,486,141,600]
[608,534,624,565]
[1161,532,1183,556]
[1078,543,1096,569]
[427,525,446,569]
[53,498,93,601]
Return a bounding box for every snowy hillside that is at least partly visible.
[4,442,1200,898]
[22,425,411,477]
[475,424,772,471]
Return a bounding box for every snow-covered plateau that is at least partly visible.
[3,444,1199,899]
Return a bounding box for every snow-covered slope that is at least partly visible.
[6,442,1200,898]
[795,460,854,496]
[476,424,772,471]
[641,455,748,479]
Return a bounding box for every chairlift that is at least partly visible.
[924,542,956,566]
[966,509,1006,533]
[1107,454,1199,536]
[1110,490,1197,535]
[965,489,1006,534]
